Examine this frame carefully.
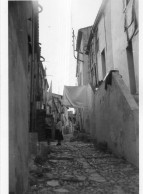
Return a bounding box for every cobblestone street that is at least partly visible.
[28,134,139,194]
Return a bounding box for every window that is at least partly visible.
[126,41,136,94]
[28,35,32,55]
[101,49,106,78]
[88,33,100,88]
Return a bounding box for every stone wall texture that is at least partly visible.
[94,72,139,167]
[9,2,32,193]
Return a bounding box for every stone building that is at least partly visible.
[43,78,49,108]
[76,27,92,86]
[76,0,138,167]
[76,27,92,132]
[86,0,138,95]
[9,1,48,193]
[36,59,48,110]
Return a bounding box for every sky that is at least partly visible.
[39,0,102,95]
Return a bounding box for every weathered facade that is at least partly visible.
[76,27,92,86]
[76,0,139,167]
[76,27,92,132]
[86,0,138,96]
[9,1,48,193]
[36,60,48,110]
[43,78,49,107]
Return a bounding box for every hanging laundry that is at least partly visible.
[62,85,92,108]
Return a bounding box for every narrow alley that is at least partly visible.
[28,134,139,194]
[7,0,139,193]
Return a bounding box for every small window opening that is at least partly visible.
[28,35,32,55]
[126,41,136,94]
[101,49,106,78]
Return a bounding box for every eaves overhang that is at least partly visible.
[76,26,92,52]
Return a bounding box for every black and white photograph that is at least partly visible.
[0,0,141,193]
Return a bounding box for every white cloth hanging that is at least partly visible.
[62,85,92,108]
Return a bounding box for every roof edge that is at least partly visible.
[76,26,92,51]
[86,0,108,54]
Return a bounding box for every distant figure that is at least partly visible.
[55,118,63,146]
[68,117,73,134]
[72,117,77,132]
[45,116,52,145]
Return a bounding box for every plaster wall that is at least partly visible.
[103,0,114,72]
[78,27,92,131]
[9,2,32,193]
[111,0,129,88]
[82,84,96,134]
[80,28,91,86]
[132,33,139,93]
[94,72,139,167]
[98,17,106,53]
[86,85,96,136]
[97,0,114,80]
[111,0,138,92]
[83,54,89,85]
[97,17,106,80]
[97,52,102,81]
[78,40,84,86]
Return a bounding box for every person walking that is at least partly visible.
[55,118,63,146]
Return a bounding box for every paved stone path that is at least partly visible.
[28,135,139,194]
